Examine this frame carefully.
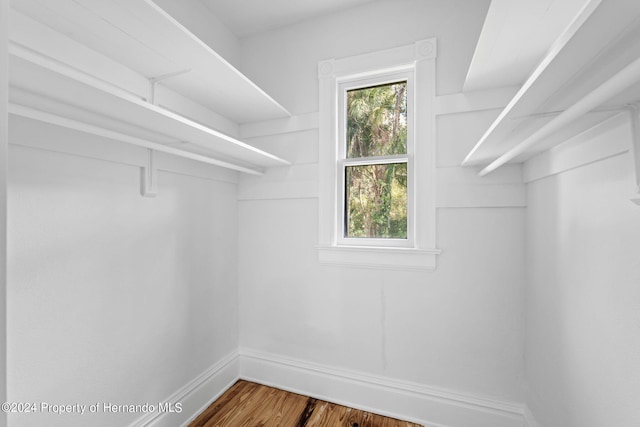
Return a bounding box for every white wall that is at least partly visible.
[237,1,527,426]
[6,2,637,426]
[0,0,8,424]
[525,125,640,426]
[240,0,486,115]
[151,0,240,67]
[7,118,239,426]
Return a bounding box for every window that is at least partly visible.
[338,75,413,247]
[317,39,440,270]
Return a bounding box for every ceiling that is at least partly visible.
[202,0,379,38]
[201,0,593,93]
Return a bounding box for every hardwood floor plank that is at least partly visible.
[244,384,309,427]
[198,381,267,427]
[213,382,272,426]
[190,381,254,427]
[295,398,317,427]
[188,381,422,427]
[266,391,309,426]
[305,400,344,426]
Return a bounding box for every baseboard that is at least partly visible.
[130,348,528,427]
[239,348,525,427]
[130,351,240,427]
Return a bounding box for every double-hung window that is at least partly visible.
[318,39,440,270]
[338,73,414,247]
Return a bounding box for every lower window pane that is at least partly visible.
[345,162,407,239]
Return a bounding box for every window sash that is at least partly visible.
[341,154,409,167]
[337,70,415,247]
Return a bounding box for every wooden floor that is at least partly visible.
[189,380,422,427]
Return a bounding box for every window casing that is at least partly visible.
[317,39,440,270]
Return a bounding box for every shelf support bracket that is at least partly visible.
[628,105,640,205]
[141,149,158,198]
[148,69,191,105]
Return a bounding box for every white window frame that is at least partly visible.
[337,71,415,248]
[317,39,441,270]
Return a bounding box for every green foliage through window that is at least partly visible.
[344,81,408,239]
[345,163,407,238]
[346,82,407,158]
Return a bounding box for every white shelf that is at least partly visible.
[7,0,294,175]
[463,0,640,176]
[9,43,290,174]
[11,0,290,124]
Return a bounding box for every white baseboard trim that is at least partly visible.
[239,348,525,427]
[130,351,239,427]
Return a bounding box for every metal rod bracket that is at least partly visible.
[141,149,158,197]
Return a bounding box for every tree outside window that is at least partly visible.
[343,81,408,239]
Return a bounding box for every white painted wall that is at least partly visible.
[240,0,488,114]
[238,199,525,394]
[0,0,8,423]
[7,118,239,426]
[237,1,527,425]
[525,134,640,426]
[4,1,637,426]
[152,0,241,67]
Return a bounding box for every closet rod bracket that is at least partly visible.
[141,148,158,198]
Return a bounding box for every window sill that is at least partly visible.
[316,245,441,271]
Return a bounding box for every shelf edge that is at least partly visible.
[9,41,291,170]
[143,0,291,120]
[9,103,265,176]
[478,54,640,176]
[461,0,602,167]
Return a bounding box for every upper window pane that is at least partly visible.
[346,81,407,158]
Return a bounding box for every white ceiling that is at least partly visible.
[202,0,379,38]
[202,0,591,92]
